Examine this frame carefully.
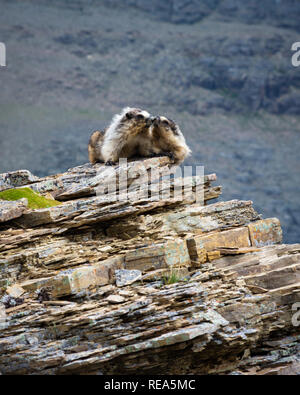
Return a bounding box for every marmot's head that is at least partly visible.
[151,116,183,140]
[119,107,153,135]
[151,115,192,162]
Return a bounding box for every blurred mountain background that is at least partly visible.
[0,0,299,242]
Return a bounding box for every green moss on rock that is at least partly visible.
[0,187,61,209]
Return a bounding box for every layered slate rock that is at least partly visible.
[0,157,298,375]
[0,198,28,223]
[0,158,221,231]
[0,170,39,192]
[115,269,142,287]
[0,244,299,375]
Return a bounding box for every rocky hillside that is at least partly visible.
[0,158,299,374]
[0,0,299,242]
[3,0,299,115]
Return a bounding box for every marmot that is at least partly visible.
[150,116,191,164]
[88,130,105,164]
[88,107,154,165]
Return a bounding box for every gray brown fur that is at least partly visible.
[88,109,191,165]
[88,107,154,165]
[88,130,105,164]
[150,116,191,164]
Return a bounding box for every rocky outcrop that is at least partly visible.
[0,157,299,375]
[0,199,28,223]
[0,170,39,192]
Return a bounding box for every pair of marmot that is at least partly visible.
[88,107,191,165]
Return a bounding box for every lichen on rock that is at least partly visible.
[0,187,61,210]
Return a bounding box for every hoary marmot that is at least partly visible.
[150,116,191,164]
[88,107,154,165]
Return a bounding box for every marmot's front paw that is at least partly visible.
[150,152,164,158]
[105,160,116,166]
[165,151,175,163]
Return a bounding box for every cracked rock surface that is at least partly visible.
[0,158,299,375]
